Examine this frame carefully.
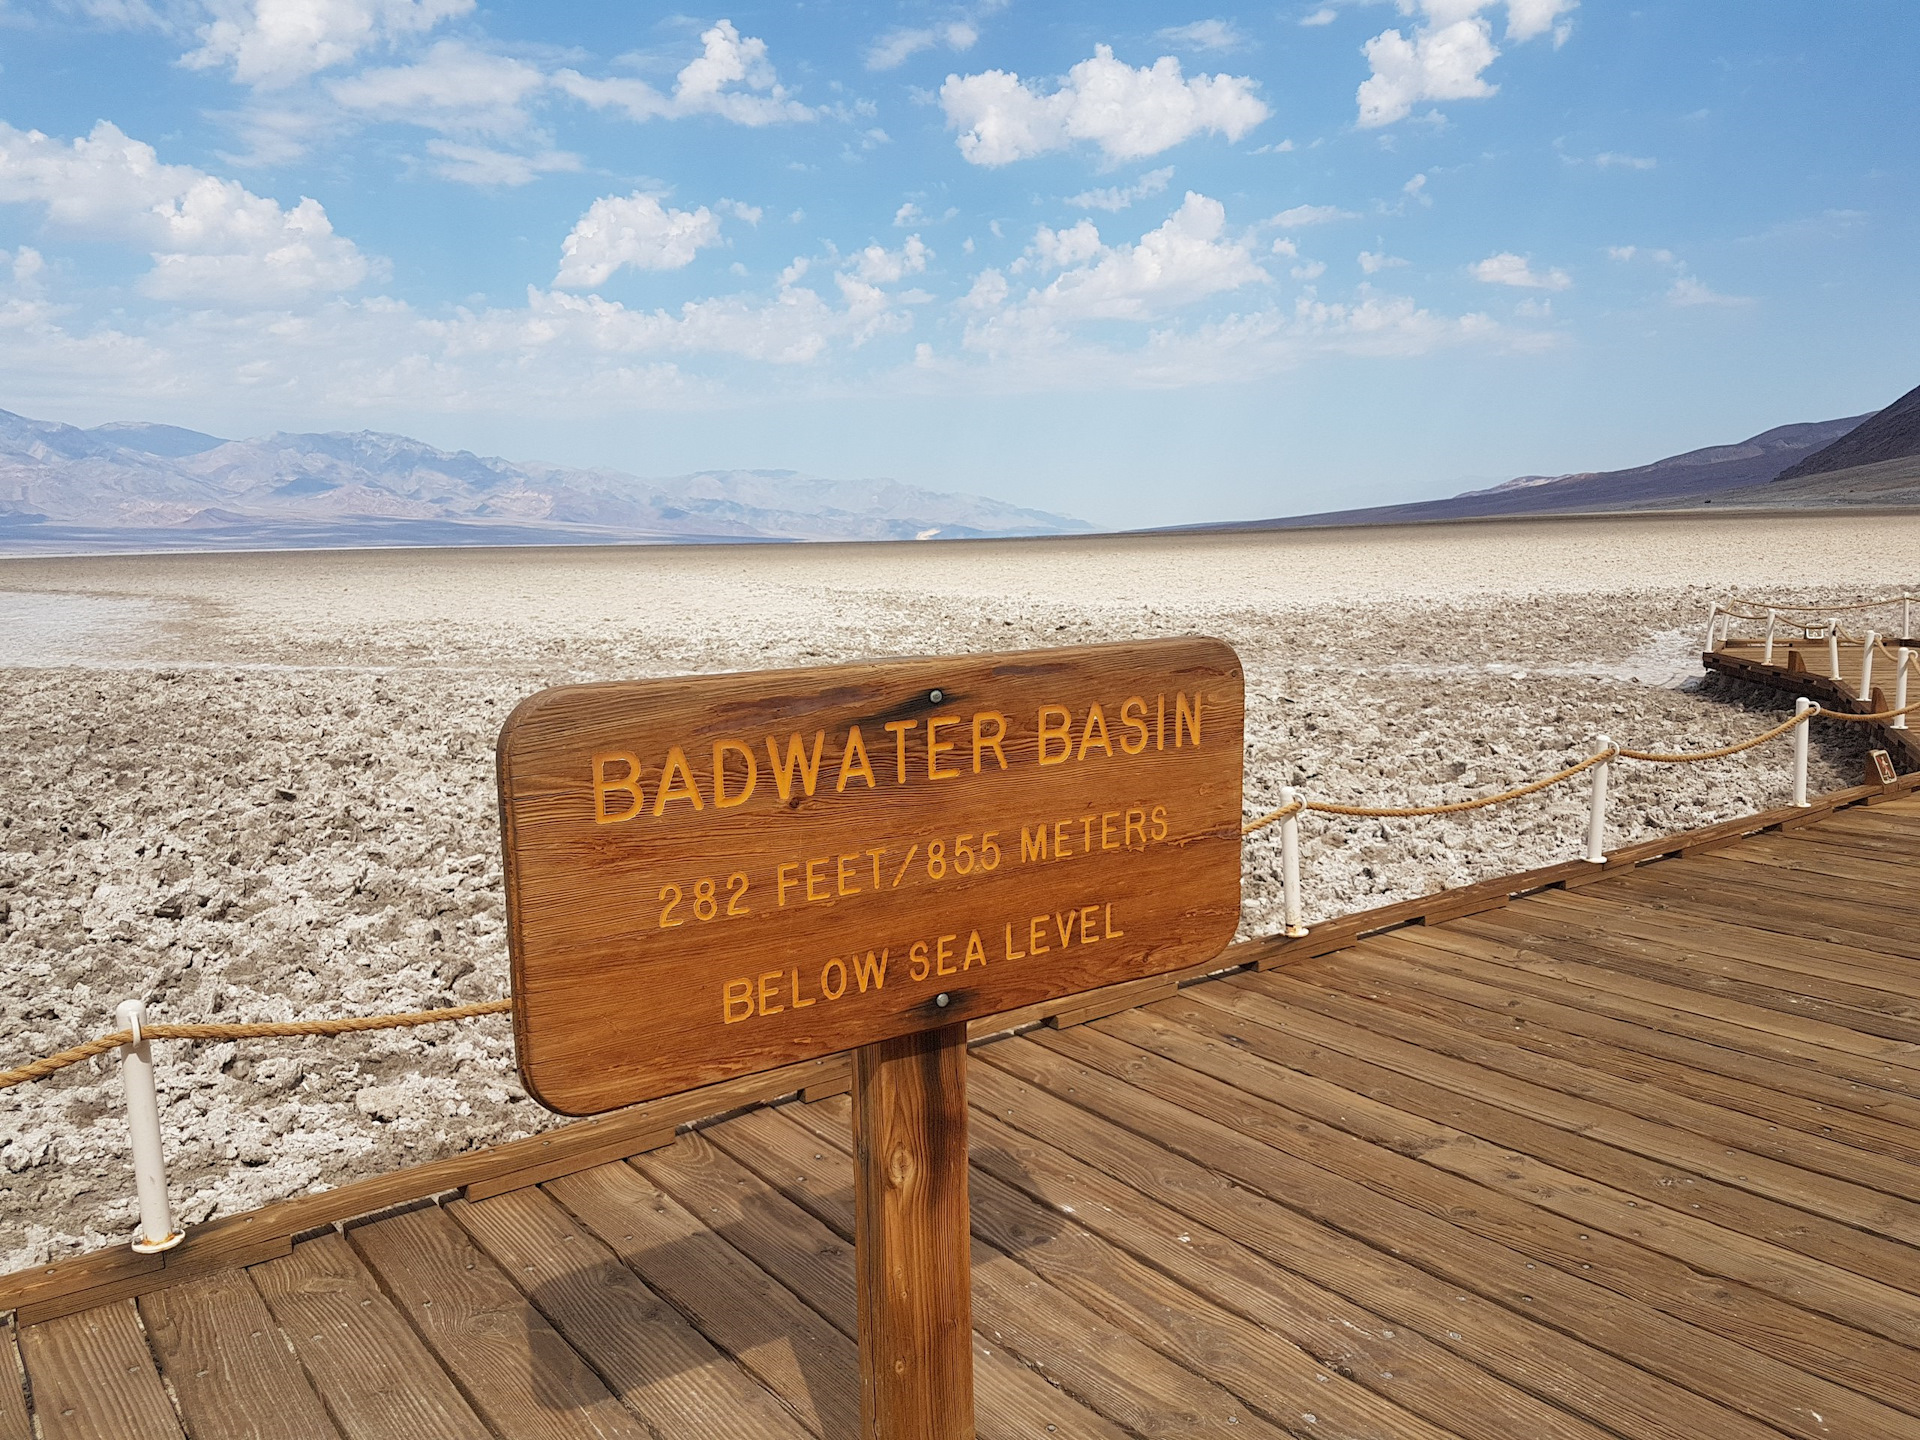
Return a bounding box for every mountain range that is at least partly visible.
[0,409,1090,553]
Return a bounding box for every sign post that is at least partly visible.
[496,637,1244,1437]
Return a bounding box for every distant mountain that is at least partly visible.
[0,408,1089,552]
[1772,381,1920,483]
[1181,410,1876,532]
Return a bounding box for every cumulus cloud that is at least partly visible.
[1270,203,1358,227]
[1301,7,1337,24]
[185,0,474,87]
[1358,250,1407,273]
[1470,251,1570,289]
[1155,20,1248,53]
[328,40,548,136]
[940,45,1267,165]
[554,193,724,288]
[1356,2,1575,128]
[866,20,979,71]
[0,120,375,302]
[846,235,931,285]
[555,21,814,127]
[1067,166,1174,212]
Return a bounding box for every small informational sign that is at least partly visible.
[497,638,1244,1114]
[1869,748,1898,786]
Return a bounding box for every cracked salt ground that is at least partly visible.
[1,518,1913,1271]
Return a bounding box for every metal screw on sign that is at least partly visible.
[928,689,944,704]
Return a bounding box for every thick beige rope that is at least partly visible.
[0,999,513,1092]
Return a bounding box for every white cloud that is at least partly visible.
[185,0,474,88]
[847,235,931,284]
[1270,203,1358,227]
[866,21,979,71]
[1301,7,1339,25]
[1067,166,1174,212]
[1291,259,1326,280]
[1270,238,1298,257]
[1470,251,1570,289]
[1156,20,1248,52]
[1403,172,1431,205]
[329,41,548,137]
[940,45,1267,165]
[1667,275,1749,308]
[0,119,376,302]
[893,202,924,226]
[1357,2,1575,127]
[717,198,763,225]
[555,193,723,288]
[1594,151,1656,170]
[424,142,579,186]
[1022,220,1104,271]
[555,21,814,127]
[1358,250,1407,273]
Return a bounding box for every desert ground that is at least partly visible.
[4,509,1918,1272]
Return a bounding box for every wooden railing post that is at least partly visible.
[853,1021,975,1440]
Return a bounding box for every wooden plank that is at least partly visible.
[734,1101,1475,1440]
[1290,941,1920,1254]
[631,1128,1132,1440]
[851,1022,972,1440]
[461,1125,675,1202]
[1010,1025,1917,1440]
[966,1043,1786,1440]
[11,1234,291,1328]
[499,639,1246,1115]
[1158,984,1920,1382]
[137,1270,339,1440]
[250,1232,490,1440]
[546,1158,864,1440]
[348,1204,650,1440]
[1619,859,1920,965]
[0,1325,29,1440]
[446,1187,811,1440]
[1044,972,1178,1027]
[17,1301,183,1440]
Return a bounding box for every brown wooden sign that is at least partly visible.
[497,637,1244,1115]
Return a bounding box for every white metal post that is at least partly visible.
[1703,605,1719,652]
[1585,735,1611,863]
[1896,648,1912,730]
[1827,621,1841,681]
[1792,698,1812,807]
[1278,785,1307,937]
[116,1000,184,1254]
[1860,630,1877,701]
[1763,609,1776,664]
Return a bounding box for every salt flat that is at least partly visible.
[3,509,1916,1271]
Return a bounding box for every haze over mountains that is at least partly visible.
[0,409,1090,553]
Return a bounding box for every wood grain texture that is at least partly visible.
[850,1024,973,1440]
[138,1270,339,1440]
[250,1232,490,1440]
[498,638,1245,1113]
[17,1301,183,1440]
[347,1204,650,1440]
[0,1326,28,1440]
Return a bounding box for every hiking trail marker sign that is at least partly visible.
[497,637,1244,1439]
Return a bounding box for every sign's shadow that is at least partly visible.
[521,1138,1064,1433]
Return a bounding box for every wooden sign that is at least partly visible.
[497,638,1244,1115]
[1869,749,1898,786]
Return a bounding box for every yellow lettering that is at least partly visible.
[757,971,783,1017]
[1081,815,1094,853]
[854,949,889,992]
[1101,812,1119,850]
[806,857,828,902]
[835,726,877,792]
[925,715,960,780]
[1152,805,1168,842]
[821,958,848,1000]
[884,720,917,784]
[1077,704,1113,761]
[723,978,753,1023]
[972,712,1008,772]
[963,930,986,970]
[712,739,757,808]
[1054,819,1072,858]
[837,854,861,896]
[591,751,645,824]
[766,731,825,801]
[1029,915,1050,955]
[1156,694,1165,751]
[777,862,799,907]
[1021,825,1048,863]
[1176,692,1202,749]
[1104,903,1124,939]
[936,933,957,975]
[1037,705,1072,766]
[1080,904,1097,943]
[1055,911,1075,948]
[652,746,704,814]
[867,846,886,888]
[1119,696,1148,755]
[910,941,930,982]
[1004,923,1026,961]
[1126,808,1146,848]
[790,967,815,1008]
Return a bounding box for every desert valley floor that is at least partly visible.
[3,509,1918,1271]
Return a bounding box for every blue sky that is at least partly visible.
[0,2,1913,528]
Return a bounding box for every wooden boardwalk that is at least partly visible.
[5,792,1919,1439]
[1708,633,1920,769]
